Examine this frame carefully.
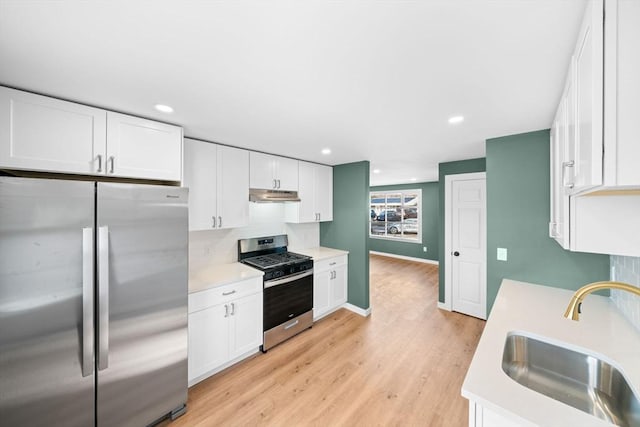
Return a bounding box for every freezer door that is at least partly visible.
[0,177,95,427]
[96,182,188,427]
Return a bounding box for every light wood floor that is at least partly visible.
[166,254,485,427]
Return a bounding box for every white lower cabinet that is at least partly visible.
[313,255,348,320]
[188,277,263,386]
[468,401,520,427]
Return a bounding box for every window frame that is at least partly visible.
[369,189,422,243]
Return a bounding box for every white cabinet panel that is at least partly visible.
[249,151,298,191]
[183,138,249,231]
[217,145,249,229]
[229,292,263,359]
[188,276,263,385]
[313,255,348,321]
[183,138,217,230]
[188,304,229,381]
[106,112,182,181]
[0,86,106,174]
[286,161,333,223]
[572,0,603,191]
[313,269,331,320]
[316,164,333,221]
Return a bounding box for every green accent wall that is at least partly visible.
[486,130,609,313]
[320,161,370,310]
[369,182,439,261]
[438,158,486,302]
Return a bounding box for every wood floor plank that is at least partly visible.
[165,254,485,427]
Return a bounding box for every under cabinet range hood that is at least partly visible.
[249,188,301,202]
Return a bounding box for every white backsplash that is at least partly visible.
[189,203,319,273]
[610,255,640,331]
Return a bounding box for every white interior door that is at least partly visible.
[451,177,486,319]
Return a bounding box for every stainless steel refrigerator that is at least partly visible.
[0,176,188,427]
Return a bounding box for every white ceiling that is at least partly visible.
[0,0,586,185]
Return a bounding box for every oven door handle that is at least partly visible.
[264,269,314,288]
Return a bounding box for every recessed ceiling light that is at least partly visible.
[448,115,464,124]
[154,104,174,113]
[321,148,331,155]
[373,169,381,174]
[410,177,417,181]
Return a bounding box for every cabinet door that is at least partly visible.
[229,292,263,359]
[550,97,570,249]
[183,138,217,231]
[249,151,277,189]
[188,304,229,382]
[217,146,249,229]
[315,164,333,222]
[106,112,182,181]
[295,161,317,223]
[330,264,348,307]
[0,86,106,174]
[573,0,603,191]
[275,156,299,191]
[313,269,331,320]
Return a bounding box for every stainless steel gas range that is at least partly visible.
[238,235,313,351]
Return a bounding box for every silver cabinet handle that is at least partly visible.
[218,216,222,228]
[82,227,94,377]
[97,226,109,371]
[222,290,236,296]
[96,154,103,173]
[284,319,299,330]
[230,302,235,315]
[317,212,320,221]
[108,156,115,174]
[329,262,337,266]
[562,160,575,189]
[278,179,281,189]
[273,179,277,189]
[212,216,216,228]
[225,304,229,317]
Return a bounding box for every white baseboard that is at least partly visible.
[344,303,372,317]
[369,251,439,265]
[437,302,451,311]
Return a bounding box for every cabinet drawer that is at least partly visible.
[189,277,262,313]
[314,255,347,273]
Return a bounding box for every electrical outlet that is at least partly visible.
[423,246,427,252]
[497,247,508,261]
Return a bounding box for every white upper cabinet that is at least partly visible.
[216,145,250,229]
[559,0,640,194]
[0,87,183,181]
[286,161,333,223]
[550,0,640,256]
[0,86,107,174]
[183,138,249,231]
[572,0,603,192]
[106,112,182,181]
[249,152,298,191]
[603,0,640,187]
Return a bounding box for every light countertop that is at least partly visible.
[290,246,349,261]
[462,279,640,427]
[189,262,263,294]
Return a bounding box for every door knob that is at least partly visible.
[453,251,460,256]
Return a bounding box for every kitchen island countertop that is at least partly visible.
[462,279,640,426]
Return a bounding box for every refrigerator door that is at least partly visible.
[0,177,95,427]
[96,182,188,427]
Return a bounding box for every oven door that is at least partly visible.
[263,270,313,331]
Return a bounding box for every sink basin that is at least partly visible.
[502,333,640,427]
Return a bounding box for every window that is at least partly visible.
[370,189,421,242]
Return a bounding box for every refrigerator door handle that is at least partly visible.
[82,227,95,377]
[98,226,110,371]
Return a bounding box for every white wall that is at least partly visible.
[611,255,640,331]
[189,203,319,274]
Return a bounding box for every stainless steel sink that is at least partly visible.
[502,333,640,427]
